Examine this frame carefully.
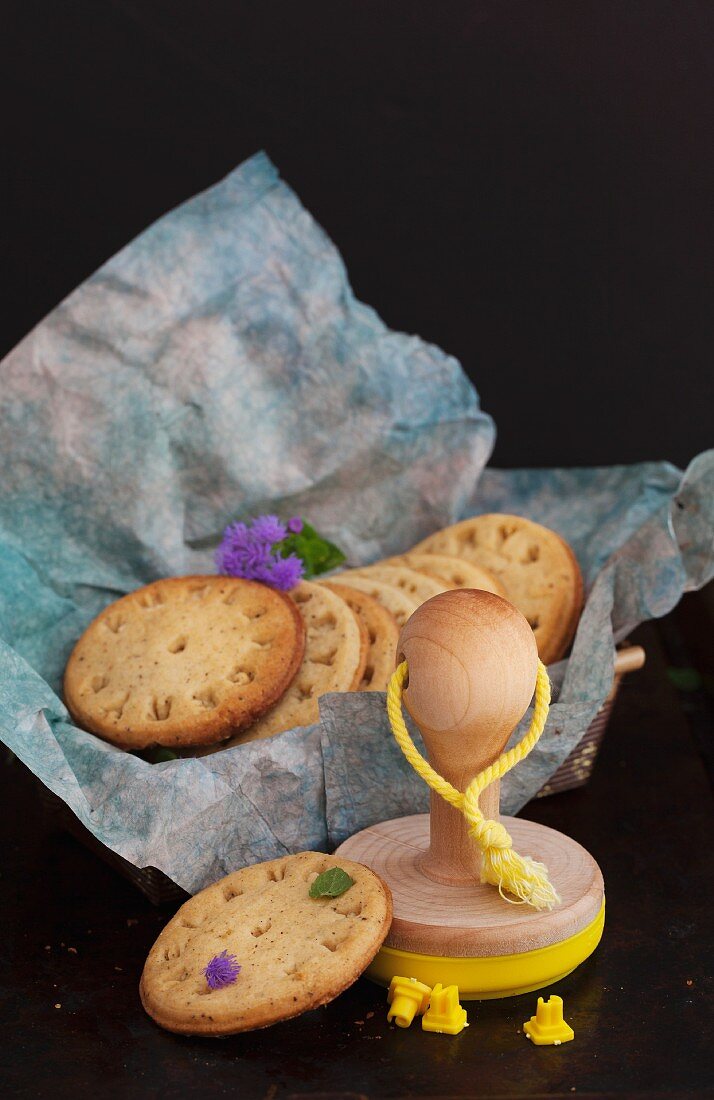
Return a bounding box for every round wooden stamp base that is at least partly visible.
[337,814,604,959]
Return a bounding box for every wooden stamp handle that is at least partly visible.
[398,589,539,886]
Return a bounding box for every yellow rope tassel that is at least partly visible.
[386,660,561,911]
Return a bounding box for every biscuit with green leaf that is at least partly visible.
[140,851,393,1035]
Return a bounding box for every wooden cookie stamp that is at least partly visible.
[337,589,604,999]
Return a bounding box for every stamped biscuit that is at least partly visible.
[387,552,507,597]
[213,581,367,747]
[63,576,306,749]
[324,575,419,628]
[412,514,583,663]
[140,852,393,1035]
[322,582,399,692]
[337,564,448,604]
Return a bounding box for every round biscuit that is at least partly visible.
[210,580,367,748]
[337,563,447,605]
[412,514,583,663]
[140,852,393,1035]
[322,582,399,692]
[390,552,507,597]
[63,576,305,749]
[323,575,418,628]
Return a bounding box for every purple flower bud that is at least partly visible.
[216,515,304,591]
[267,554,304,590]
[251,514,287,545]
[203,950,241,990]
[287,516,303,534]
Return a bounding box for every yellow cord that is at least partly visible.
[386,659,561,911]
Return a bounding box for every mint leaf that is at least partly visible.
[667,666,702,692]
[278,522,345,578]
[308,867,355,899]
[144,747,178,763]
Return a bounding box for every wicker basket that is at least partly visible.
[36,644,645,905]
[35,788,189,905]
[535,643,645,797]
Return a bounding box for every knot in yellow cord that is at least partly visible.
[469,818,512,851]
[386,659,561,911]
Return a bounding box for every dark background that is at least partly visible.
[3,0,713,468]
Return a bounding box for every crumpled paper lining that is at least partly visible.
[0,151,712,894]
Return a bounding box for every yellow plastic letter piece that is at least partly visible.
[524,995,574,1045]
[387,975,432,1028]
[421,983,469,1035]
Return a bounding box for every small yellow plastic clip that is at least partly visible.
[387,976,432,1028]
[421,983,469,1035]
[523,995,574,1046]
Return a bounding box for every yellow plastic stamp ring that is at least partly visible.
[367,899,605,1000]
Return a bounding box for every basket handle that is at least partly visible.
[614,645,646,676]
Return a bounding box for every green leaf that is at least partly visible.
[308,867,355,899]
[666,667,702,692]
[277,521,346,578]
[144,747,179,763]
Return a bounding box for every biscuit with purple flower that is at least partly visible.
[63,575,305,749]
[139,851,392,1035]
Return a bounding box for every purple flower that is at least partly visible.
[287,516,303,534]
[203,950,241,990]
[264,554,304,590]
[216,528,270,576]
[251,514,288,544]
[216,515,304,591]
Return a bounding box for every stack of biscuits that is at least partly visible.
[63,514,583,753]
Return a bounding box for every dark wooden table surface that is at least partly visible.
[3,595,713,1099]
